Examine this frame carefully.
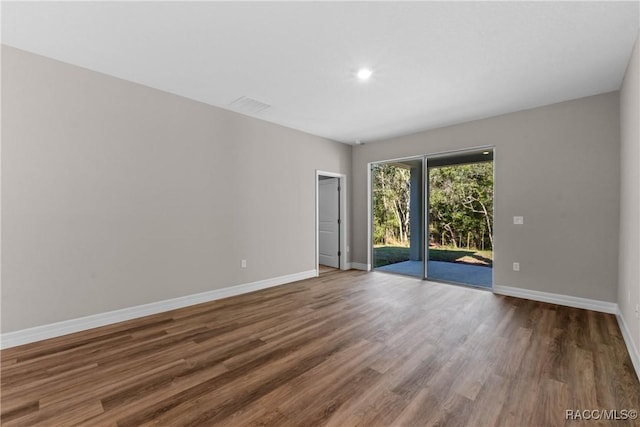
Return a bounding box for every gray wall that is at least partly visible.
[619,33,640,353]
[352,92,620,302]
[1,46,351,333]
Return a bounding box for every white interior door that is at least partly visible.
[318,177,340,268]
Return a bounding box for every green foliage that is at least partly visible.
[429,162,493,250]
[372,161,493,251]
[372,164,411,245]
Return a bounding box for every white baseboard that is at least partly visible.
[0,269,317,349]
[351,262,370,271]
[493,285,618,314]
[616,312,640,381]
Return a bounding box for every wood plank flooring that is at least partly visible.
[1,270,639,426]
[318,265,338,275]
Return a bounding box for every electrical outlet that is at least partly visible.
[513,216,524,225]
[513,262,520,271]
[241,259,247,268]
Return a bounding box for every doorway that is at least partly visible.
[318,176,340,269]
[369,147,494,289]
[316,171,348,275]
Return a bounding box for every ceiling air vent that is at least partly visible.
[229,96,271,114]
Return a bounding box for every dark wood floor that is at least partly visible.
[1,270,639,426]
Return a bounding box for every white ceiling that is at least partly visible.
[2,1,639,144]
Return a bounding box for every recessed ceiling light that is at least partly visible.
[357,68,373,80]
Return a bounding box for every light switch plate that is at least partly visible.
[513,216,524,225]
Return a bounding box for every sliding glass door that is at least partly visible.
[371,148,494,289]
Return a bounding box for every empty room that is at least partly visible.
[2,2,639,426]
